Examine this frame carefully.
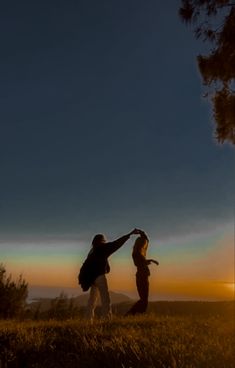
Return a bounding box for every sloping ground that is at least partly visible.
[147,300,235,317]
[113,300,235,317]
[0,313,234,368]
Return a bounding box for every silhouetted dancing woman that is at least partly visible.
[78,229,141,321]
[127,231,159,315]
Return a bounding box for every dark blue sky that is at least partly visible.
[0,0,234,242]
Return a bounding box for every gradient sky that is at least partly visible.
[0,0,234,301]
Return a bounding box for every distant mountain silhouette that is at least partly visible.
[29,291,132,312]
[73,291,132,306]
[28,294,234,318]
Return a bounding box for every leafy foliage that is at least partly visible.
[28,293,83,320]
[179,0,235,144]
[0,265,28,318]
[47,293,80,320]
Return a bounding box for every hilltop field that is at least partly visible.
[0,301,234,368]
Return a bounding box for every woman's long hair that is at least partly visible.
[91,234,106,248]
[132,236,149,258]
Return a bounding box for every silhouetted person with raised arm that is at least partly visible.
[78,228,141,321]
[126,231,159,315]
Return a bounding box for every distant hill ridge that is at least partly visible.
[29,291,132,312]
[28,292,234,317]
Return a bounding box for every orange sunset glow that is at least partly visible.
[3,225,234,302]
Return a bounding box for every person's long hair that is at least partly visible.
[132,236,148,258]
[91,234,106,248]
[88,234,106,255]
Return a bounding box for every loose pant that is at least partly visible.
[126,273,149,315]
[86,274,112,320]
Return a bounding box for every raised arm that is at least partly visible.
[104,228,141,257]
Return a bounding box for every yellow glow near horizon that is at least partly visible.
[2,226,234,300]
[226,283,235,292]
[5,260,235,300]
[5,260,79,288]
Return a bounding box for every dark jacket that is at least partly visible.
[78,234,130,291]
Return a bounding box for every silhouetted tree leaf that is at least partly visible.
[0,264,28,318]
[179,0,235,144]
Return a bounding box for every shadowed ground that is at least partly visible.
[0,302,234,368]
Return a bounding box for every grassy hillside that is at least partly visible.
[113,300,235,317]
[0,302,234,368]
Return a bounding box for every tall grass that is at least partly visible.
[0,314,234,368]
